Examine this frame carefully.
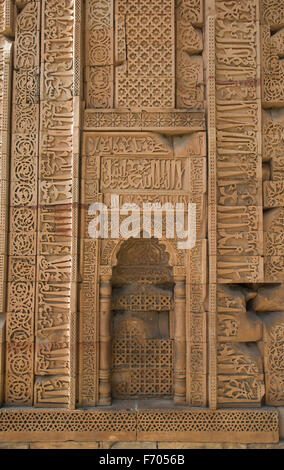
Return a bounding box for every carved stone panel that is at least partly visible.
[6,1,40,406]
[80,129,207,407]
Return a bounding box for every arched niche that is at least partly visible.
[112,238,174,399]
[98,237,186,406]
[100,227,180,269]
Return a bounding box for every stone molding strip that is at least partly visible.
[0,408,279,443]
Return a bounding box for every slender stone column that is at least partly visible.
[173,274,186,404]
[98,274,112,405]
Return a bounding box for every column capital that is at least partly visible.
[173,265,186,281]
[99,265,112,281]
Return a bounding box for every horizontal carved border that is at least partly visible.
[0,408,278,443]
[84,110,206,132]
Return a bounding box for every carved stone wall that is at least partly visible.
[260,0,284,406]
[0,0,283,445]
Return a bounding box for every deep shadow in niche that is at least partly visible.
[111,237,175,401]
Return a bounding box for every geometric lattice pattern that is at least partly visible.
[137,410,279,434]
[112,339,173,397]
[0,410,278,443]
[114,369,173,397]
[113,294,172,311]
[115,0,174,108]
[0,410,136,433]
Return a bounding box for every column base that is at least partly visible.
[174,396,186,405]
[98,398,112,406]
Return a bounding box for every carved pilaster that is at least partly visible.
[176,0,204,110]
[261,0,284,107]
[85,0,114,108]
[173,275,186,405]
[6,1,39,406]
[210,0,265,409]
[0,317,4,405]
[98,274,112,406]
[34,0,80,409]
[79,136,100,406]
[0,0,14,37]
[0,20,12,407]
[207,14,217,410]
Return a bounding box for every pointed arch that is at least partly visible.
[107,237,179,268]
